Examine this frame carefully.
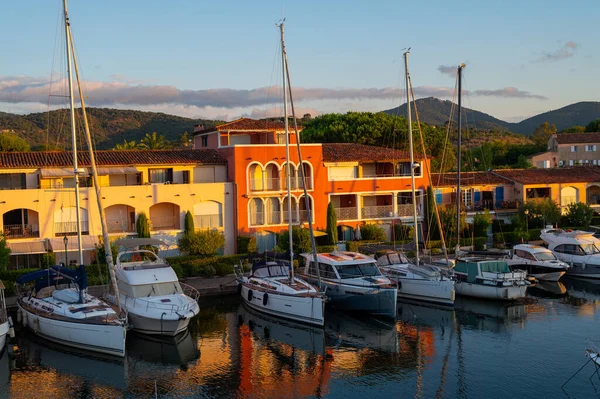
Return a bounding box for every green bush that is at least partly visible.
[473,210,492,238]
[316,245,336,253]
[326,202,338,245]
[171,263,184,279]
[178,229,225,256]
[41,253,56,268]
[237,235,257,254]
[360,224,387,242]
[393,223,414,241]
[528,228,542,241]
[566,202,594,229]
[136,212,151,238]
[278,227,312,253]
[184,211,195,235]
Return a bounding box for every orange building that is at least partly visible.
[194,118,431,252]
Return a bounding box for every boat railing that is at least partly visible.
[0,307,7,324]
[481,270,528,281]
[121,285,199,314]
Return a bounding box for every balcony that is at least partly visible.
[55,221,89,236]
[106,219,135,234]
[335,207,358,221]
[397,204,417,217]
[194,214,223,229]
[250,178,281,192]
[266,211,281,225]
[299,210,312,222]
[362,205,393,219]
[282,210,299,224]
[250,212,264,226]
[3,224,40,239]
[150,216,178,230]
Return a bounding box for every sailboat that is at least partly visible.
[449,64,529,300]
[0,280,12,351]
[15,0,127,357]
[376,51,455,307]
[234,22,325,327]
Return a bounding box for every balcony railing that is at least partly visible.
[250,212,264,226]
[299,210,312,222]
[266,211,281,225]
[150,216,177,230]
[106,219,135,234]
[249,178,281,191]
[397,204,417,217]
[3,224,40,239]
[282,210,299,224]
[283,177,298,190]
[194,214,223,229]
[55,221,89,236]
[362,205,393,219]
[298,176,312,190]
[335,207,357,221]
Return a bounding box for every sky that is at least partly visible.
[0,0,598,122]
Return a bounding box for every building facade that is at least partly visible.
[530,132,600,168]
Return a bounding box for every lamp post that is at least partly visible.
[524,209,529,242]
[63,235,68,266]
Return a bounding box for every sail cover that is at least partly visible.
[16,265,88,293]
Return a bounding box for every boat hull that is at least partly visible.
[240,283,325,327]
[454,281,527,300]
[0,321,7,350]
[17,302,126,357]
[392,278,455,307]
[314,279,397,318]
[508,263,567,282]
[565,264,600,279]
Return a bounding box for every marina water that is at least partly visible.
[1,277,600,398]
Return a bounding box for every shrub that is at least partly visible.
[326,202,338,245]
[136,212,151,238]
[393,223,414,241]
[359,224,387,242]
[473,210,492,238]
[278,227,312,253]
[41,252,56,267]
[171,263,184,279]
[0,234,9,272]
[184,211,195,235]
[316,245,336,253]
[566,202,594,229]
[178,229,225,256]
[528,228,542,241]
[237,235,257,254]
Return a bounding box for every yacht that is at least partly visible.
[453,257,530,300]
[507,244,569,281]
[16,266,127,357]
[376,251,455,307]
[0,281,12,350]
[541,229,600,278]
[105,238,200,336]
[235,259,325,326]
[298,251,397,318]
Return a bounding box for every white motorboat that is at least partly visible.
[507,244,570,281]
[105,238,200,336]
[0,280,11,351]
[541,229,600,279]
[453,257,530,300]
[16,266,127,357]
[235,259,325,326]
[299,251,398,318]
[376,251,455,307]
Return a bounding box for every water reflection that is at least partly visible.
[561,277,600,313]
[127,330,199,365]
[528,281,568,298]
[0,348,9,399]
[454,296,527,332]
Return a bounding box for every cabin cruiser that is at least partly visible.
[16,266,127,357]
[298,251,397,318]
[235,259,325,327]
[453,257,530,300]
[507,244,569,282]
[375,251,455,307]
[0,281,12,351]
[105,238,200,336]
[541,229,600,279]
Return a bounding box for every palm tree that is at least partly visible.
[140,132,171,150]
[113,139,139,150]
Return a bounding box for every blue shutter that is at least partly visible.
[474,191,481,202]
[495,187,504,208]
[434,189,442,204]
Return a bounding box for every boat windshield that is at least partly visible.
[581,243,600,255]
[119,251,158,263]
[336,262,382,279]
[534,251,557,261]
[129,282,183,298]
[377,253,410,266]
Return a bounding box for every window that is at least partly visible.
[569,160,574,166]
[201,136,208,147]
[594,160,598,166]
[0,173,26,190]
[586,145,597,152]
[148,168,173,183]
[276,133,286,144]
[559,160,565,167]
[182,170,190,184]
[571,145,577,152]
[462,189,472,208]
[555,244,577,255]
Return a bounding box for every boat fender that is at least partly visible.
[582,263,586,270]
[8,317,15,339]
[248,289,253,302]
[16,309,21,324]
[263,293,269,306]
[33,316,39,332]
[237,283,242,295]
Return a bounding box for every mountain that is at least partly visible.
[383,97,600,135]
[0,108,220,149]
[383,97,512,132]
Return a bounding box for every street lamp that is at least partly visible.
[524,209,529,240]
[63,235,68,266]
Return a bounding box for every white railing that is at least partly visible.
[150,216,177,230]
[194,214,223,228]
[249,178,281,191]
[250,212,264,226]
[282,210,299,224]
[55,221,89,235]
[335,207,357,220]
[361,205,393,219]
[266,211,281,225]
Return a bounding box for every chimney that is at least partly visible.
[194,124,205,132]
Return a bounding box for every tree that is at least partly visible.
[586,119,600,133]
[278,227,312,253]
[531,122,557,149]
[425,186,440,240]
[326,202,338,245]
[114,139,139,150]
[0,234,10,272]
[359,224,387,241]
[565,202,594,228]
[0,132,30,152]
[179,131,191,148]
[472,210,492,238]
[561,126,586,133]
[520,199,561,228]
[140,132,171,150]
[515,154,533,169]
[136,212,151,238]
[178,230,225,256]
[184,211,195,235]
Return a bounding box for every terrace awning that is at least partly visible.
[40,168,89,178]
[7,240,49,255]
[95,166,138,175]
[48,236,99,252]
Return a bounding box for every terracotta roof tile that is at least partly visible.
[431,172,513,187]
[322,143,415,163]
[555,133,600,145]
[194,118,288,135]
[0,149,226,168]
[493,166,600,184]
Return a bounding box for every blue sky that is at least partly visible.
[1,0,598,122]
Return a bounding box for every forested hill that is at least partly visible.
[383,97,600,134]
[0,108,220,150]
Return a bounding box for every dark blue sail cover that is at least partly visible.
[16,265,88,293]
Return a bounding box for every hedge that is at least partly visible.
[316,245,336,253]
[169,254,245,278]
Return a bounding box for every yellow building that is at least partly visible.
[0,150,234,269]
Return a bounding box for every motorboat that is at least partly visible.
[235,259,325,327]
[15,265,127,357]
[375,251,455,307]
[541,228,600,278]
[453,257,530,300]
[507,244,569,281]
[0,280,12,351]
[105,238,200,336]
[298,251,398,318]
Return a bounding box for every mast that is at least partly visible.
[63,0,84,265]
[455,64,465,255]
[68,27,122,311]
[404,51,419,266]
[279,22,295,285]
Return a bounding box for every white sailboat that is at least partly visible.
[15,0,127,357]
[234,22,325,327]
[105,238,200,336]
[377,51,455,307]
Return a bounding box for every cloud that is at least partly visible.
[471,87,548,100]
[534,41,578,62]
[437,65,457,78]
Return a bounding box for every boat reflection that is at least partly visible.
[0,347,9,399]
[127,330,199,365]
[527,281,568,299]
[397,301,455,329]
[454,296,527,331]
[324,310,399,353]
[561,277,600,310]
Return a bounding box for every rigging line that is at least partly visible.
[436,74,458,185]
[45,4,64,163]
[263,32,281,124]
